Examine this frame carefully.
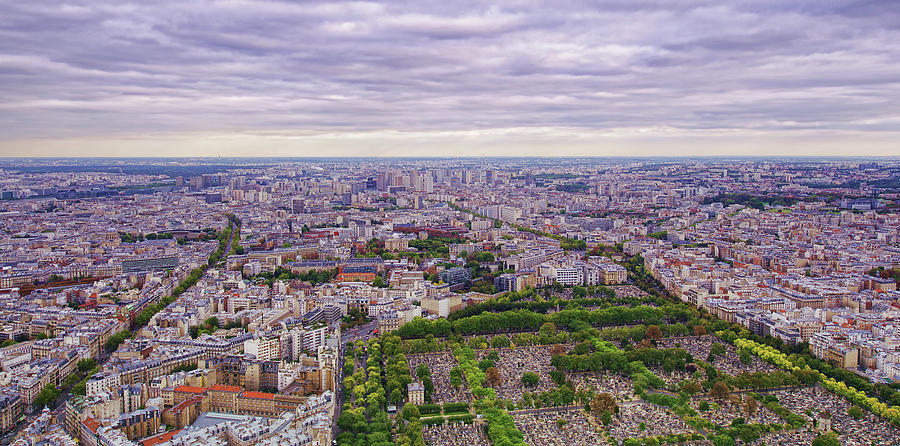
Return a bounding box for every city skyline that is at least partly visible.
[1,158,900,444]
[3,1,900,157]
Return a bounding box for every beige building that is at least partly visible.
[827,344,859,369]
[384,238,409,252]
[244,336,281,361]
[377,311,400,333]
[407,382,424,405]
[600,263,627,284]
[421,294,462,318]
[0,392,23,434]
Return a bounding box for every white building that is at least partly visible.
[553,266,583,286]
[288,326,327,360]
[86,372,121,397]
[244,337,281,361]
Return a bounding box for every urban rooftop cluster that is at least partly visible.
[0,158,899,446]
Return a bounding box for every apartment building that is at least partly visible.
[244,337,281,361]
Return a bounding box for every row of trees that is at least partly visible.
[413,365,436,402]
[118,231,176,243]
[33,358,97,410]
[719,325,900,409]
[550,333,667,395]
[207,221,234,266]
[804,352,900,408]
[104,329,133,352]
[228,220,244,256]
[617,251,900,436]
[398,303,698,339]
[447,291,663,321]
[401,320,709,355]
[733,337,900,426]
[134,216,241,329]
[621,433,705,446]
[449,202,586,251]
[338,339,391,446]
[338,335,426,446]
[547,320,798,441]
[71,358,101,396]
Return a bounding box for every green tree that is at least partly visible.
[538,322,557,337]
[811,433,840,446]
[77,359,97,373]
[62,374,79,388]
[491,335,511,348]
[711,435,735,446]
[521,372,540,387]
[681,380,702,395]
[522,392,533,408]
[474,252,494,263]
[738,349,753,365]
[390,388,403,405]
[422,376,434,401]
[33,384,61,410]
[337,411,362,432]
[72,381,86,396]
[401,403,420,422]
[104,329,133,352]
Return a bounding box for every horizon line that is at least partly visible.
[3,155,900,160]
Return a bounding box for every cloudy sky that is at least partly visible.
[1,0,899,157]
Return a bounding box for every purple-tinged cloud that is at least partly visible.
[0,0,898,155]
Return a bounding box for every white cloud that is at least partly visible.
[0,0,898,156]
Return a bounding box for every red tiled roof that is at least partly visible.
[209,384,243,393]
[140,429,183,446]
[242,391,275,400]
[82,417,101,434]
[167,395,204,414]
[173,385,205,394]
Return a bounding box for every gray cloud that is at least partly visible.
[0,0,899,154]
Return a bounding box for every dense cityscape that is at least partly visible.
[0,158,896,446]
[4,0,900,443]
